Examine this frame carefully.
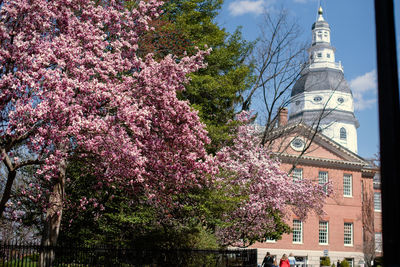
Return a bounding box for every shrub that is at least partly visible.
[341,259,350,267]
[321,257,331,266]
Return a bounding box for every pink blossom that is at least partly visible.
[214,111,329,246]
[1,0,214,220]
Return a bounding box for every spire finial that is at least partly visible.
[318,6,323,15]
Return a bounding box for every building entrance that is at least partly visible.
[295,256,307,267]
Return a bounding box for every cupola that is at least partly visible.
[288,6,359,154]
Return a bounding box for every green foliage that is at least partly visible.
[341,259,350,267]
[162,0,255,153]
[59,151,293,249]
[260,211,291,242]
[321,257,331,266]
[183,30,255,153]
[59,158,225,249]
[0,257,38,267]
[130,0,255,153]
[55,0,279,249]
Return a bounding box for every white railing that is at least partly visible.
[309,61,343,71]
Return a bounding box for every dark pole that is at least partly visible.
[374,0,400,266]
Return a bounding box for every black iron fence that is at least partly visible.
[0,242,258,267]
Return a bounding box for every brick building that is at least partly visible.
[251,7,381,267]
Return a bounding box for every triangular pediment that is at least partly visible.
[266,123,369,168]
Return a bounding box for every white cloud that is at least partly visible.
[293,0,317,3]
[349,69,377,111]
[228,0,265,16]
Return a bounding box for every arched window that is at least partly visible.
[340,127,347,140]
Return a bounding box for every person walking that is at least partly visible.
[262,252,274,267]
[288,253,296,267]
[280,254,290,267]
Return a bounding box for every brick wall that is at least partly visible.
[251,162,366,265]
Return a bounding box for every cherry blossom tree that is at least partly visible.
[0,0,329,255]
[0,0,215,250]
[214,111,330,247]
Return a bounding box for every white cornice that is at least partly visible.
[278,153,367,170]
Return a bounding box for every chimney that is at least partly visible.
[278,108,288,126]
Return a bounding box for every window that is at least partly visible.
[291,138,305,150]
[374,192,381,211]
[293,220,303,243]
[319,221,328,244]
[373,173,381,189]
[317,52,322,57]
[292,168,303,183]
[344,223,353,245]
[327,53,330,58]
[345,258,354,267]
[318,171,328,193]
[314,96,322,102]
[337,97,345,103]
[375,232,382,252]
[266,237,276,243]
[340,127,347,140]
[343,174,353,197]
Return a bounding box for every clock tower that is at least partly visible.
[288,6,359,153]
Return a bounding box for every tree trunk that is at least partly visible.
[0,170,16,217]
[39,158,67,267]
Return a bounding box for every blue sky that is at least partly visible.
[216,0,400,159]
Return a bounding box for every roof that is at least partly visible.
[312,20,330,30]
[291,68,352,97]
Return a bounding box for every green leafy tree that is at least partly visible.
[139,0,255,153]
[57,159,226,249]
[183,28,255,153]
[173,0,255,152]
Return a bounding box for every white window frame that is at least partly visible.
[292,168,303,183]
[344,223,353,246]
[318,171,328,193]
[343,174,353,197]
[374,192,381,211]
[375,232,382,252]
[318,221,329,245]
[293,220,303,244]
